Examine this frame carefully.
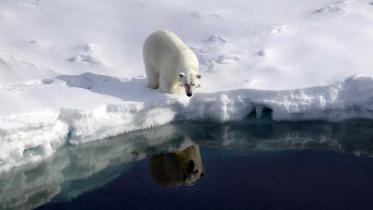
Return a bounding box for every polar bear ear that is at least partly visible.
[179,73,185,78]
[196,74,202,79]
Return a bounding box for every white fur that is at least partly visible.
[143,30,200,96]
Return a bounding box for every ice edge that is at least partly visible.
[1,75,373,173]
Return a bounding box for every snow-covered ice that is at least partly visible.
[1,0,373,172]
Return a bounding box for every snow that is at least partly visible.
[0,0,373,172]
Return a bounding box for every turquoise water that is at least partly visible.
[1,120,373,210]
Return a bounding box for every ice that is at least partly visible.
[1,75,372,173]
[187,75,373,122]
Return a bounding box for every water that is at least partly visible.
[1,120,373,210]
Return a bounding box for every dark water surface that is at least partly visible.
[1,120,373,210]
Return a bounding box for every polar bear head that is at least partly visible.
[150,145,204,187]
[179,72,202,97]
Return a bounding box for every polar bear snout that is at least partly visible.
[185,85,193,97]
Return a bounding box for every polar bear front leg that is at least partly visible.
[159,79,172,93]
[145,62,159,89]
[159,74,178,94]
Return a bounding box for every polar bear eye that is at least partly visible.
[196,74,202,79]
[179,73,185,78]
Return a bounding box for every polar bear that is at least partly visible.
[143,30,201,97]
[150,145,204,187]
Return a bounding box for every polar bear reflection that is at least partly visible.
[150,145,204,187]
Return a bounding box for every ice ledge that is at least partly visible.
[1,75,373,173]
[188,75,373,122]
